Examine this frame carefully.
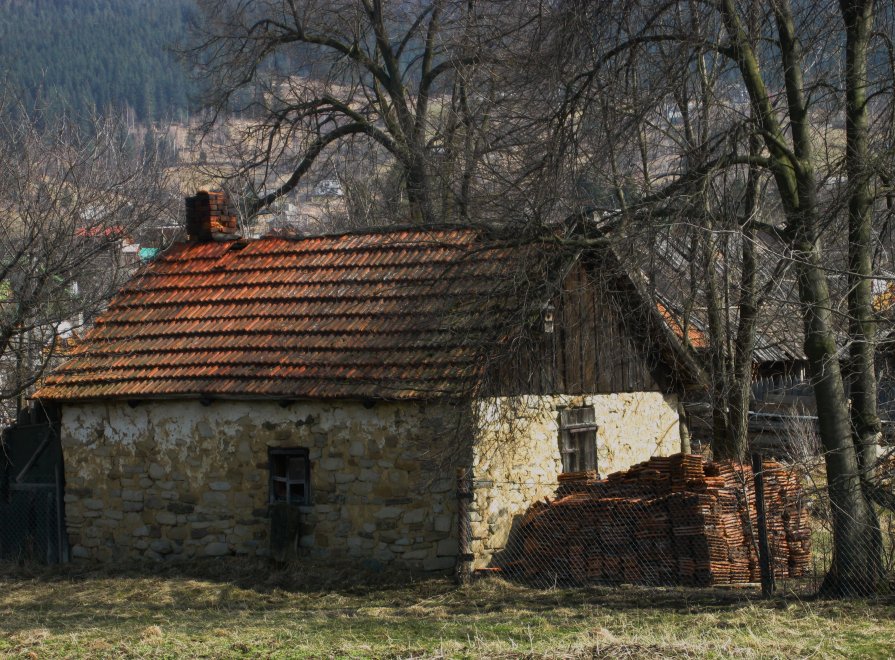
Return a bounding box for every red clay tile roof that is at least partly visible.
[874,281,895,313]
[36,227,545,402]
[656,302,708,350]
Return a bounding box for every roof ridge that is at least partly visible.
[259,222,488,241]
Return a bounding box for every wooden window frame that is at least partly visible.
[268,447,311,505]
[558,406,598,473]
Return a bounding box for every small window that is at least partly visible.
[269,448,311,505]
[559,407,598,473]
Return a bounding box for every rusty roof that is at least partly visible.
[36,227,553,402]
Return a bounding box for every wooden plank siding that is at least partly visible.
[484,257,671,397]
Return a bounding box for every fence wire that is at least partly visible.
[773,444,895,595]
[0,486,64,564]
[469,450,895,596]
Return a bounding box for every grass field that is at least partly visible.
[1,559,894,659]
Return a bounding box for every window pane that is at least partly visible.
[581,431,597,472]
[559,407,598,473]
[288,483,305,503]
[272,480,286,500]
[561,407,595,427]
[287,457,306,481]
[269,448,311,505]
[271,456,287,478]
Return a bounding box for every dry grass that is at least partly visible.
[0,558,893,658]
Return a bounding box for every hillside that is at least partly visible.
[0,0,198,122]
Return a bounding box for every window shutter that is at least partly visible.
[558,407,598,473]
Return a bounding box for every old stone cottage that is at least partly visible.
[35,193,691,570]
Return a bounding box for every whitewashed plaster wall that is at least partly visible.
[470,391,681,567]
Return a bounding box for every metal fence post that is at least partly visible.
[751,452,776,597]
[456,467,474,583]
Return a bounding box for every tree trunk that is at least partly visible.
[795,239,882,596]
[720,0,883,595]
[405,156,435,224]
[702,224,741,460]
[830,0,885,595]
[678,399,692,454]
[842,0,881,473]
[727,144,762,460]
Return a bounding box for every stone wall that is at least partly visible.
[61,398,469,571]
[468,392,681,568]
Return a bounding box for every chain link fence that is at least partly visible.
[0,486,65,564]
[771,427,895,595]
[1,415,67,565]
[464,449,895,596]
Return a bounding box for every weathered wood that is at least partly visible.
[484,257,671,397]
[456,467,474,583]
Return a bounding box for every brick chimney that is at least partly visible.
[185,190,240,241]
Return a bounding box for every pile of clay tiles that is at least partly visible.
[508,453,810,587]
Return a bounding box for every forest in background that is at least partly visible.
[0,0,198,123]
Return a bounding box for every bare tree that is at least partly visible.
[188,0,472,223]
[555,0,895,595]
[560,1,788,462]
[184,0,586,229]
[183,0,895,595]
[0,92,174,421]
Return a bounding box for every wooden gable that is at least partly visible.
[483,254,677,397]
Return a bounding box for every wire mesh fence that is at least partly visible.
[467,450,895,596]
[0,485,65,564]
[772,444,895,595]
[0,412,67,565]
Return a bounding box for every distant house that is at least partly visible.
[0,220,145,423]
[619,222,895,451]
[312,179,344,197]
[35,192,691,570]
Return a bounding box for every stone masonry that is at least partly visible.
[61,399,468,571]
[60,392,680,572]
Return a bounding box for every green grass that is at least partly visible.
[1,559,894,658]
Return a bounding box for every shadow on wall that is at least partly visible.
[487,514,529,574]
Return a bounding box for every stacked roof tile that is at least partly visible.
[36,228,546,402]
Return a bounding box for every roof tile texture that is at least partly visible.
[37,228,528,401]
